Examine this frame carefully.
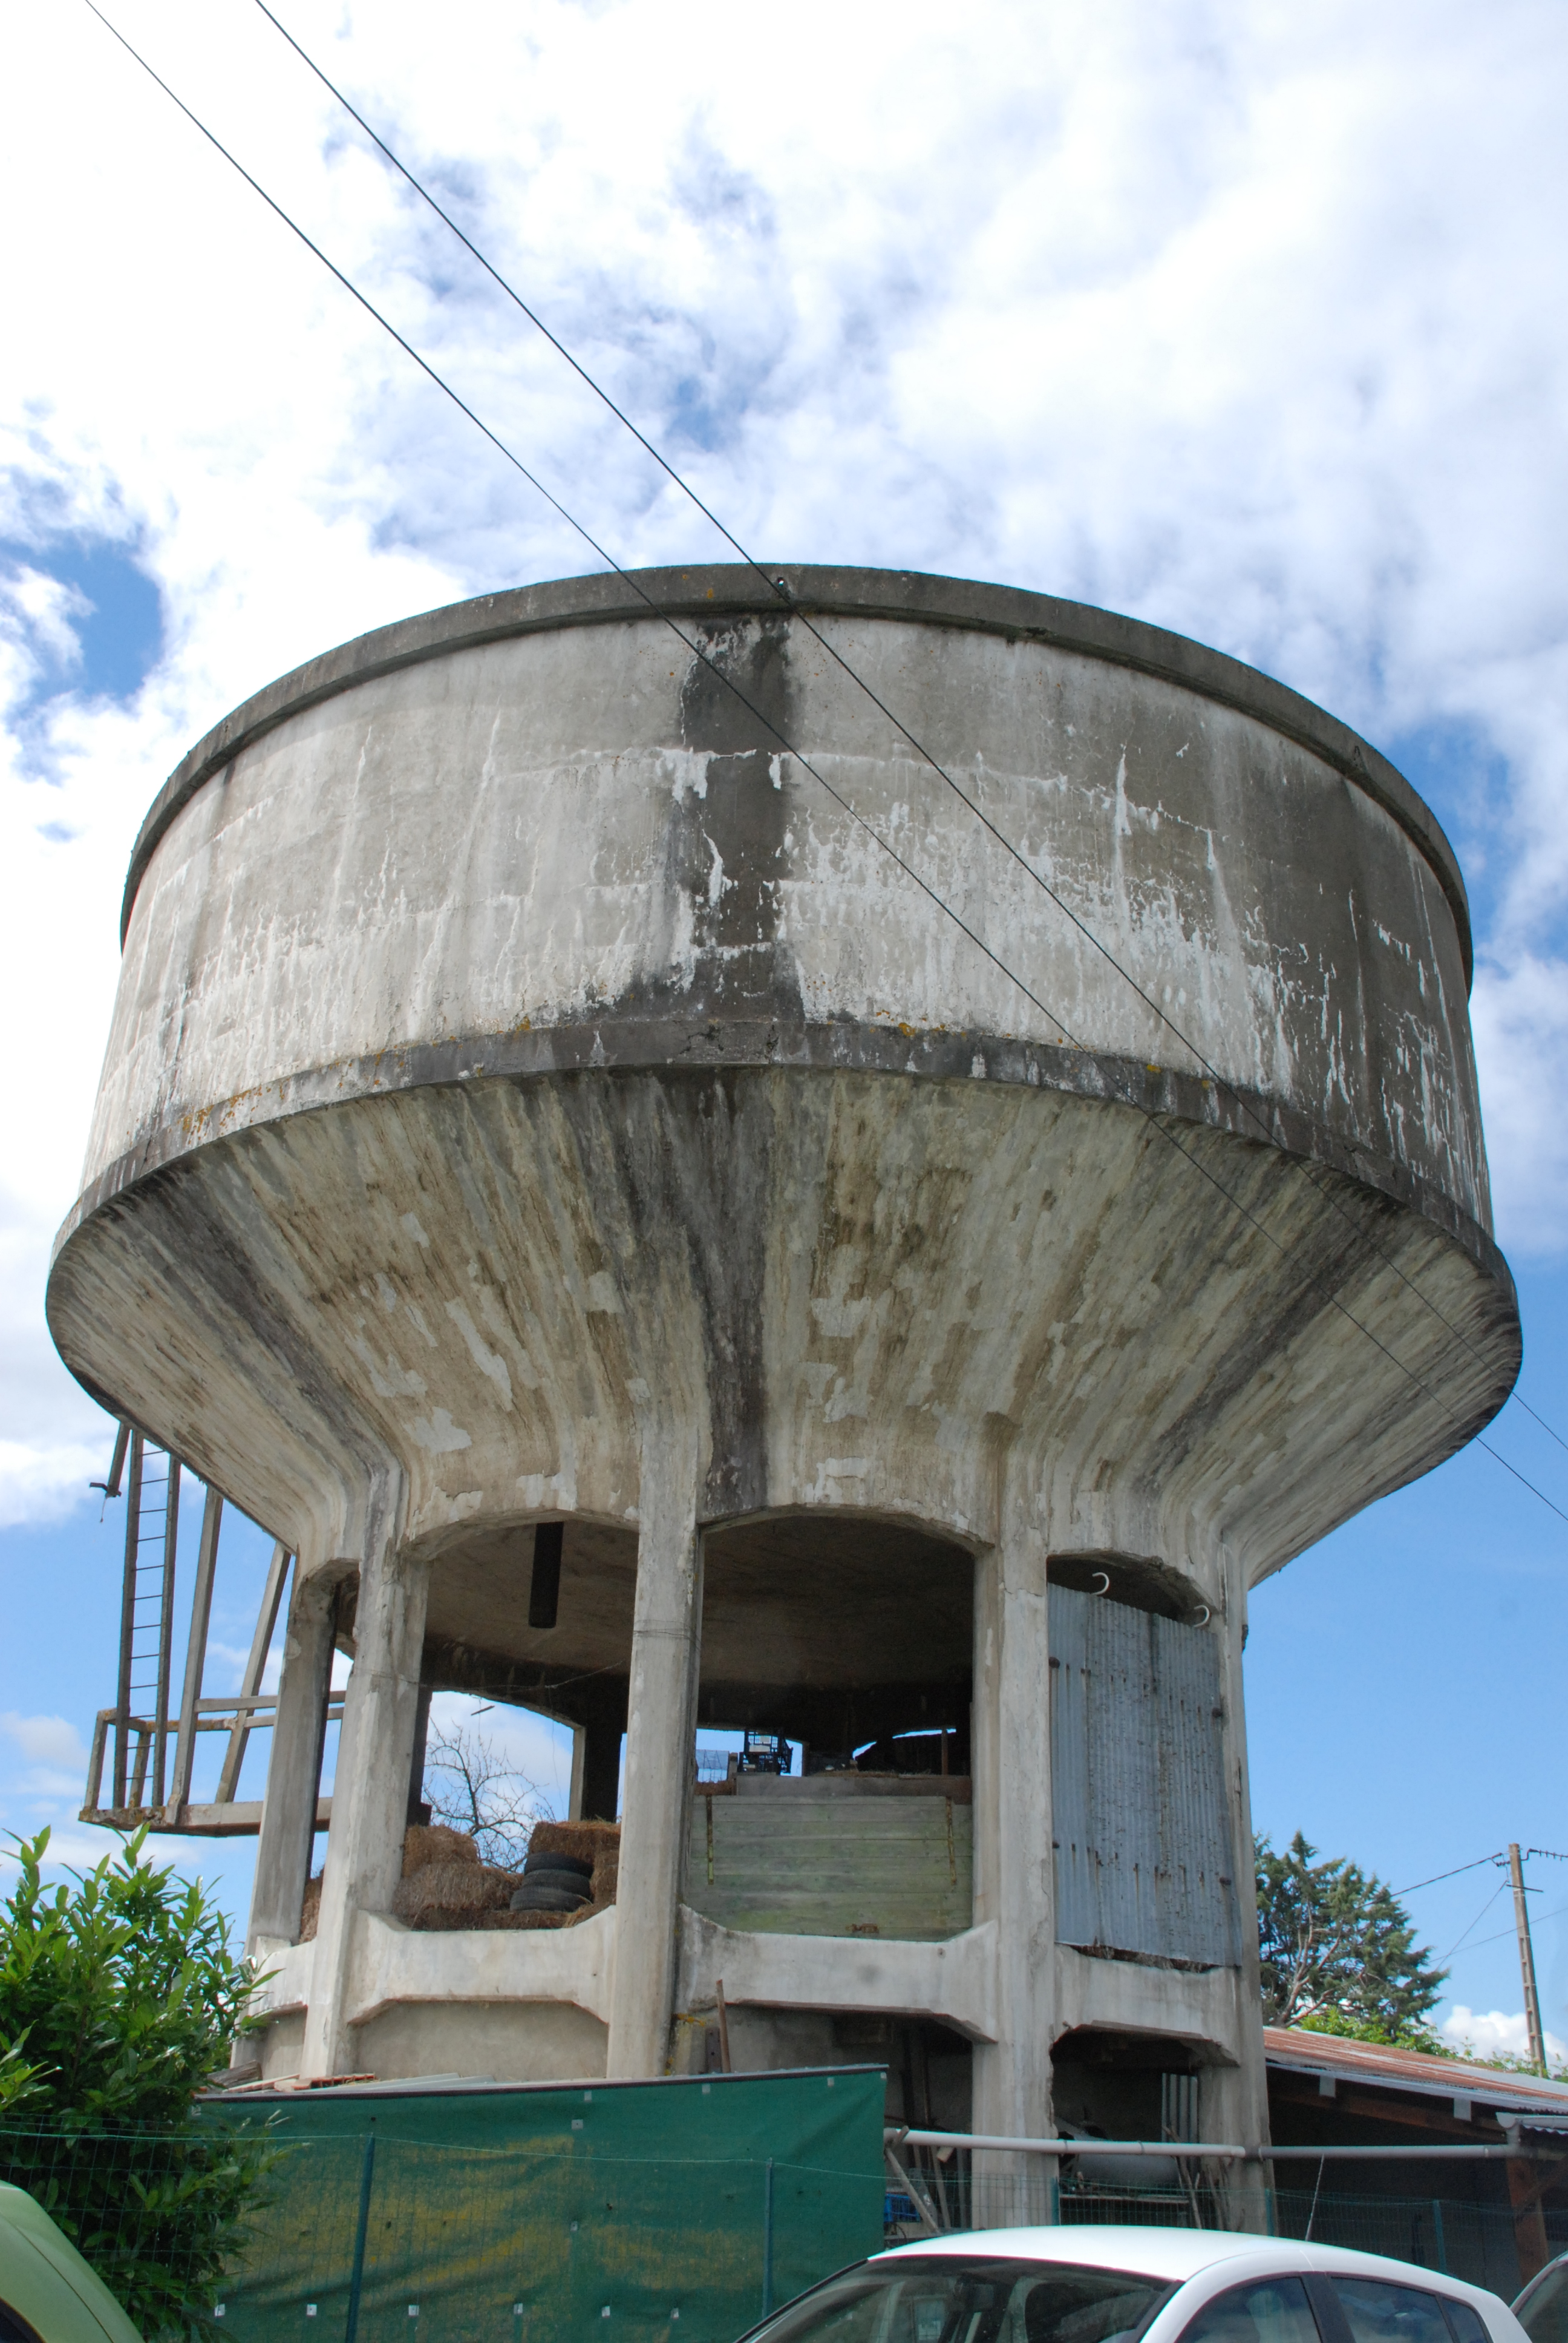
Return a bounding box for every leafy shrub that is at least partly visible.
[0,1826,279,2337]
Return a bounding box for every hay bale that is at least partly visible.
[529,1820,619,1908]
[402,1823,480,1876]
[393,1862,516,1922]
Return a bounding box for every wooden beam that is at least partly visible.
[80,1796,332,1839]
[1273,2075,1497,2140]
[1509,2158,1555,2284]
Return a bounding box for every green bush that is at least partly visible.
[0,1826,279,2338]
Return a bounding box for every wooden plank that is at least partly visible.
[79,1797,332,1838]
[684,1792,973,1940]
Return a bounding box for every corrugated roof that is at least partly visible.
[1264,2025,1568,2119]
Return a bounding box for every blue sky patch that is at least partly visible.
[1383,715,1513,941]
[2,533,163,712]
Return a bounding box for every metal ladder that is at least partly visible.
[83,1423,325,1833]
[112,1430,181,1812]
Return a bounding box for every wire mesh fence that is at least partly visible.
[9,2114,1566,2343]
[0,2125,881,2343]
[217,2137,874,2343]
[885,2160,1567,2301]
[0,2119,281,2337]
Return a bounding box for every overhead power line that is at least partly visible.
[1397,1849,1568,1897]
[1436,1885,1506,1967]
[81,0,1568,1533]
[1394,1853,1507,1897]
[250,0,1568,1475]
[1458,1902,1568,1959]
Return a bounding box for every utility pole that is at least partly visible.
[1509,1844,1548,2077]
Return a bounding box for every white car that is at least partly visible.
[741,2226,1527,2343]
[1514,2253,1568,2343]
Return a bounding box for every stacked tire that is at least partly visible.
[509,1851,595,1915]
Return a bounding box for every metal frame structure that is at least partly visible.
[81,1424,341,1835]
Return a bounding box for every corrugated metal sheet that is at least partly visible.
[1263,2025,1568,2112]
[1050,1584,1239,1965]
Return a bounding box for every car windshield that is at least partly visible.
[744,2255,1172,2343]
[1519,2267,1568,2343]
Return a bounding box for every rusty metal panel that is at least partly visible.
[1051,1584,1239,1965]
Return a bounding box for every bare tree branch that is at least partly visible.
[423,1720,546,1870]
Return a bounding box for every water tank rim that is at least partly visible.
[116,563,1472,983]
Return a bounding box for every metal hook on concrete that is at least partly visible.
[1191,1605,1211,1626]
[1091,1571,1111,1594]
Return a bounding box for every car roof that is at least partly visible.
[872,2226,1500,2301]
[875,2228,1298,2282]
[0,2181,145,2343]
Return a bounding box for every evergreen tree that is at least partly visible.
[1255,1830,1447,2044]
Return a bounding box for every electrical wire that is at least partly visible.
[252,0,1568,1471]
[1436,1886,1508,1967]
[1394,1854,1506,1897]
[1449,1902,1568,1960]
[81,0,1568,1532]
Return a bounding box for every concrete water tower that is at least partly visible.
[50,566,1517,2169]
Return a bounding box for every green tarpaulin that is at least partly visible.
[200,2067,887,2343]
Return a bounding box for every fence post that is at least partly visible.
[762,2158,775,2318]
[344,2129,377,2343]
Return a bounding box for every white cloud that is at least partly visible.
[4,0,1568,1515]
[0,1712,91,1810]
[1,1712,88,1771]
[0,1435,109,1528]
[1471,954,1568,1261]
[1442,2006,1568,2068]
[426,1691,573,1818]
[0,1826,127,1882]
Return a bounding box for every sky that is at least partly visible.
[2,0,1567,2056]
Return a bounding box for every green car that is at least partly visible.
[0,2184,143,2343]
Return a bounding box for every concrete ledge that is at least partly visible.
[1052,1942,1248,2060]
[249,1935,316,2021]
[50,1018,1515,1305]
[675,1907,998,2043]
[344,1905,617,2030]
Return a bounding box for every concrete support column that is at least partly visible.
[247,1567,338,1958]
[301,1533,430,2079]
[1212,1554,1272,2232]
[606,1429,704,2078]
[970,1478,1054,2219]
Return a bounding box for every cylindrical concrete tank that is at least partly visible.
[50,566,1517,2170]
